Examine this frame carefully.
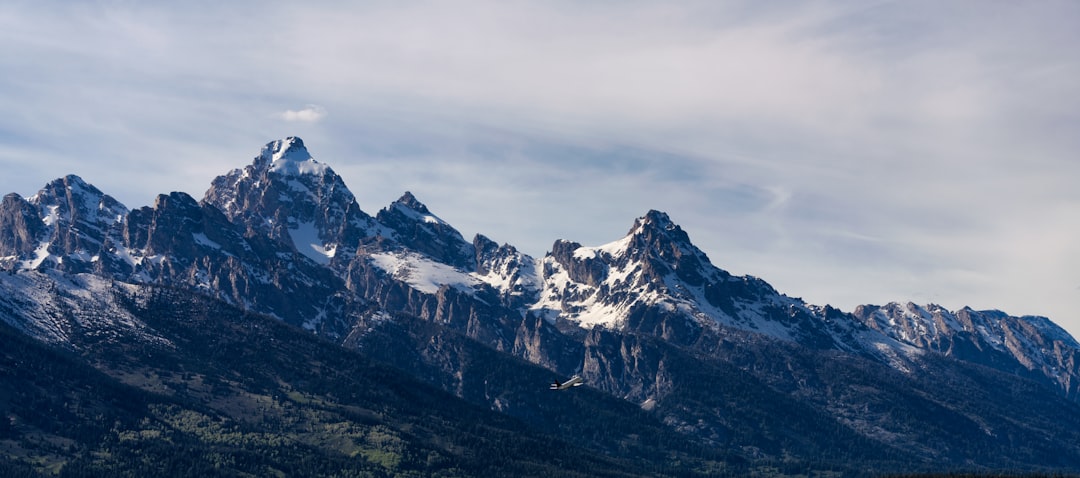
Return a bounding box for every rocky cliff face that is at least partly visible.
[0,193,45,262]
[118,191,357,334]
[854,302,1080,399]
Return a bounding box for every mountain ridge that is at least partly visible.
[4,135,1075,397]
[3,136,1080,475]
[4,136,1077,394]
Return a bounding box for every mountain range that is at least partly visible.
[2,136,1079,476]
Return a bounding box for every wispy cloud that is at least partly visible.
[278,105,327,123]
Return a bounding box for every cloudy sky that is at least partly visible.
[2,1,1079,335]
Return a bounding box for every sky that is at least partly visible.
[2,1,1079,336]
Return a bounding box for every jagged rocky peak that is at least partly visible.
[543,209,720,292]
[376,191,475,269]
[537,210,846,346]
[634,209,676,232]
[153,191,200,213]
[258,136,313,166]
[203,137,380,266]
[259,137,334,177]
[473,233,542,306]
[0,175,129,272]
[562,210,722,288]
[29,175,128,224]
[474,233,515,276]
[205,137,342,212]
[394,191,430,214]
[575,210,696,260]
[548,239,607,287]
[626,211,704,265]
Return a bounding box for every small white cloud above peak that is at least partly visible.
[277,104,327,122]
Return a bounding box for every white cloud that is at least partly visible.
[278,105,327,123]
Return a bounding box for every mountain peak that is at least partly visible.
[626,210,693,249]
[640,209,673,227]
[54,174,91,190]
[28,174,128,221]
[262,136,309,160]
[377,191,474,269]
[256,137,328,176]
[394,191,431,214]
[558,210,694,266]
[30,175,96,203]
[630,210,676,234]
[202,137,383,267]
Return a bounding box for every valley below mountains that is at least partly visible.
[2,137,1080,477]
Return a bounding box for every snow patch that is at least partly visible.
[192,232,222,250]
[20,242,53,270]
[392,202,452,228]
[263,137,329,177]
[474,252,541,297]
[573,234,632,260]
[288,221,335,265]
[529,256,644,329]
[42,205,60,226]
[368,252,480,295]
[302,307,327,332]
[269,156,329,177]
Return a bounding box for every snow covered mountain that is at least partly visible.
[203,136,385,267]
[530,210,865,348]
[375,191,477,270]
[3,136,1077,392]
[0,175,127,273]
[4,136,1080,474]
